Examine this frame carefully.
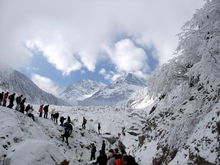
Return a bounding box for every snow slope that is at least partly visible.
[0,69,68,105]
[0,105,146,165]
[133,82,220,165]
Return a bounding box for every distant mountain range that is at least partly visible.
[58,79,106,105]
[0,68,147,106]
[0,69,68,105]
[78,73,147,106]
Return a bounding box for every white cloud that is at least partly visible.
[105,39,148,73]
[99,68,106,75]
[31,74,59,95]
[0,0,204,75]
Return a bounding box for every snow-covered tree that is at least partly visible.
[149,0,220,97]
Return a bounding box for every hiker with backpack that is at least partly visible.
[82,116,87,129]
[20,97,26,113]
[25,104,31,113]
[50,108,55,120]
[27,105,35,121]
[90,143,97,161]
[15,95,23,111]
[0,91,4,106]
[43,104,49,119]
[7,93,15,109]
[61,122,73,145]
[53,112,59,124]
[3,92,9,106]
[39,104,44,117]
[60,116,66,126]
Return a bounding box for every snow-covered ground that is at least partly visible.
[0,105,146,165]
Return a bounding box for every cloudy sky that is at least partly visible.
[0,0,204,94]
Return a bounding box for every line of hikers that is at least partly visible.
[0,91,35,121]
[90,141,138,165]
[1,91,138,164]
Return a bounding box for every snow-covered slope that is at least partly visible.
[130,1,220,164]
[0,69,68,105]
[80,73,147,106]
[59,79,106,105]
[0,105,146,165]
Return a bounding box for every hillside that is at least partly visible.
[0,69,68,105]
[130,1,220,164]
[0,105,146,165]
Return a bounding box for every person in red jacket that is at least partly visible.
[3,92,9,106]
[39,104,44,117]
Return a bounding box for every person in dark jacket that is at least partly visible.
[3,92,9,106]
[25,104,31,113]
[15,95,23,111]
[0,91,4,106]
[67,116,71,124]
[43,104,49,119]
[123,155,138,165]
[20,97,26,113]
[82,116,87,129]
[60,116,66,126]
[53,112,59,124]
[98,123,101,135]
[90,143,97,161]
[93,150,107,165]
[101,140,106,153]
[7,93,15,109]
[61,122,73,145]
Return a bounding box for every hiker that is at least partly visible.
[3,92,9,106]
[27,106,35,121]
[15,95,23,111]
[51,108,55,120]
[60,116,66,126]
[39,104,44,117]
[101,140,106,153]
[7,93,15,109]
[67,116,71,124]
[0,91,4,106]
[43,104,49,119]
[98,123,101,134]
[53,112,59,124]
[20,97,26,113]
[25,104,31,113]
[93,150,108,165]
[122,127,125,136]
[61,122,73,145]
[107,149,116,165]
[123,155,138,165]
[90,143,97,161]
[82,116,87,129]
[115,149,123,165]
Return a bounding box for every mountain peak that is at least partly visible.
[113,73,146,86]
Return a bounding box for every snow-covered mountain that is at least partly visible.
[58,79,106,105]
[80,73,147,106]
[0,69,68,105]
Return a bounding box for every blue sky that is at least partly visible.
[20,39,158,86]
[0,0,204,94]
